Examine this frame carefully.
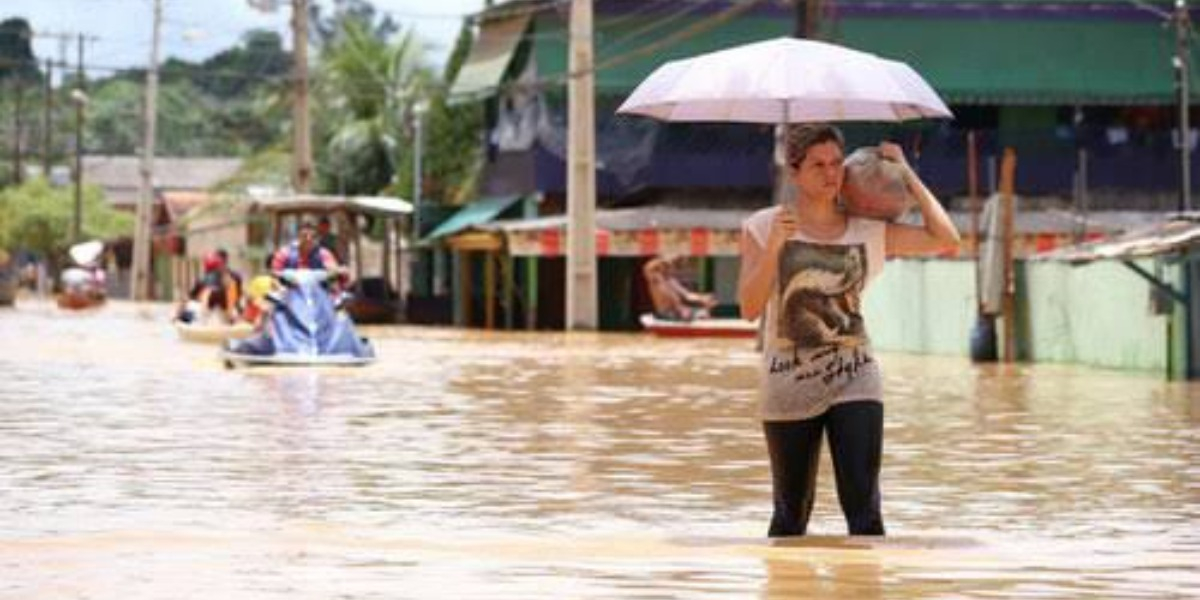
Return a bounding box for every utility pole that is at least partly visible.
[566,0,597,329]
[291,0,313,193]
[33,31,73,179]
[12,78,25,185]
[42,57,52,177]
[131,0,162,300]
[72,34,87,244]
[1176,0,1192,212]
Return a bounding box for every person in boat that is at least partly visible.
[737,124,960,538]
[59,263,105,301]
[215,248,244,310]
[178,251,240,324]
[643,255,717,321]
[270,221,341,273]
[60,242,107,302]
[240,274,277,329]
[316,216,346,263]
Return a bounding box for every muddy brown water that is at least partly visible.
[2,300,1198,598]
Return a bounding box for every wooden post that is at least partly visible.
[458,252,470,326]
[999,147,1018,362]
[394,219,403,308]
[355,223,364,284]
[380,210,392,300]
[484,251,496,330]
[526,257,538,330]
[503,253,514,330]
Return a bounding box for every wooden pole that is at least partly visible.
[999,147,1018,362]
[485,251,496,330]
[968,130,982,314]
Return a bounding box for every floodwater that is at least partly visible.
[1,300,1198,599]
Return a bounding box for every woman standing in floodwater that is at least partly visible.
[737,123,960,536]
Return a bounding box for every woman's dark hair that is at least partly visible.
[783,123,845,168]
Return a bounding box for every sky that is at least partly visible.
[3,0,486,81]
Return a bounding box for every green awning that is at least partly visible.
[532,10,789,93]
[448,13,531,101]
[832,17,1183,105]
[422,194,526,243]
[529,6,1188,105]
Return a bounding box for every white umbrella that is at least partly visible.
[616,37,952,123]
[68,240,104,267]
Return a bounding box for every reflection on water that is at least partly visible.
[1,300,1198,598]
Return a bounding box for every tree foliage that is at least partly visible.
[0,178,132,261]
[417,23,484,205]
[0,18,40,83]
[83,29,290,157]
[312,14,430,196]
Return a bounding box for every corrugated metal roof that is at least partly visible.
[1036,215,1200,263]
[483,206,755,233]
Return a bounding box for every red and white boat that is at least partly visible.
[639,313,758,339]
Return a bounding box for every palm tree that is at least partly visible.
[312,16,431,196]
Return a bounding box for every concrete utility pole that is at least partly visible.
[72,34,87,244]
[566,0,598,329]
[131,0,162,300]
[42,57,52,176]
[12,77,25,186]
[1176,0,1192,212]
[291,0,313,193]
[32,31,74,177]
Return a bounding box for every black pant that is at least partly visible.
[763,400,885,537]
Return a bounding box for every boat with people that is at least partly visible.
[57,240,107,311]
[173,319,256,344]
[222,269,376,368]
[639,313,758,339]
[252,194,412,324]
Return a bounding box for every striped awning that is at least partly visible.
[482,206,752,257]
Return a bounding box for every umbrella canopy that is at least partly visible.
[68,240,104,267]
[616,37,952,123]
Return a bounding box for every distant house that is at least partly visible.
[82,155,243,300]
[83,155,243,210]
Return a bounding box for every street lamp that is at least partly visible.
[1174,0,1192,212]
[1126,0,1192,210]
[70,88,89,244]
[412,99,428,243]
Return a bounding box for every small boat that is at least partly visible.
[639,313,759,339]
[58,241,107,311]
[174,319,256,344]
[56,291,105,311]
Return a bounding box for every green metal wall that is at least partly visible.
[1017,259,1171,373]
[863,259,977,356]
[863,258,1175,376]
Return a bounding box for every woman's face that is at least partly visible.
[790,140,844,205]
